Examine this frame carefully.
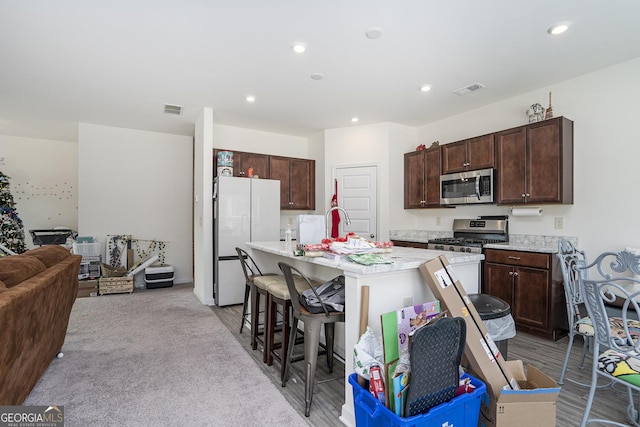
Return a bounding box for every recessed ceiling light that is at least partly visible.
[351,117,359,123]
[548,23,569,35]
[292,43,306,53]
[420,85,432,93]
[246,95,255,103]
[365,27,383,39]
[310,73,324,80]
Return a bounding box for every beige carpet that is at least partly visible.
[24,283,307,426]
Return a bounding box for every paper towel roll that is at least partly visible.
[511,207,543,217]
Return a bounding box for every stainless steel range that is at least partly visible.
[427,216,508,254]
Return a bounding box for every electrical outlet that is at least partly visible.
[403,296,413,307]
[554,217,564,229]
[436,216,441,226]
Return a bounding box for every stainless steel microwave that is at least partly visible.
[440,168,494,205]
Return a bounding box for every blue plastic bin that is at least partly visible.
[349,373,486,427]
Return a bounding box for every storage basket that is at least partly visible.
[100,263,127,278]
[98,277,134,295]
[348,373,486,427]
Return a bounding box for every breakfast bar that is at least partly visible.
[247,241,484,427]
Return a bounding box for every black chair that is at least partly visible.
[278,262,345,417]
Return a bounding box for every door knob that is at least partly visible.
[370,234,375,239]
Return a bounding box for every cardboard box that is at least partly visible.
[419,256,517,397]
[77,279,98,298]
[478,360,560,427]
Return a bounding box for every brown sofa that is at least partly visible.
[0,245,81,405]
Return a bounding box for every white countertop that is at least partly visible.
[247,241,484,275]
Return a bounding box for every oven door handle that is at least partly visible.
[475,175,481,200]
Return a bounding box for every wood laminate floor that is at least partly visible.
[212,303,635,426]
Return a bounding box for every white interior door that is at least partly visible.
[334,165,377,240]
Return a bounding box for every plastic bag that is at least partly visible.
[353,326,384,380]
[300,275,345,313]
[484,314,516,341]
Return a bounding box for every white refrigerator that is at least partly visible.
[213,176,280,306]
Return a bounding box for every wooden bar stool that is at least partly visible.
[235,247,279,362]
[263,281,292,371]
[263,274,320,380]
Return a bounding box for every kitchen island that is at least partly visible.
[247,241,484,427]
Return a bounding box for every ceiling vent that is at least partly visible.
[164,104,183,115]
[453,83,486,96]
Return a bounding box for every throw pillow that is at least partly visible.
[0,256,47,287]
[25,245,70,268]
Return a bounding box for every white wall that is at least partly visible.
[0,135,78,249]
[324,122,417,242]
[77,123,193,284]
[404,57,640,258]
[213,124,309,157]
[308,131,325,217]
[193,109,214,304]
[212,123,317,231]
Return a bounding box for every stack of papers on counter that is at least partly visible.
[330,238,378,254]
[347,253,393,265]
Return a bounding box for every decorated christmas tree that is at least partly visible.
[0,171,26,254]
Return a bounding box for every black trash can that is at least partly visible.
[468,294,516,360]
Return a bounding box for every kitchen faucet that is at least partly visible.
[325,206,352,238]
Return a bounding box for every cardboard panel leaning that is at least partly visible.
[419,256,517,397]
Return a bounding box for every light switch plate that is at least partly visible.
[554,217,564,229]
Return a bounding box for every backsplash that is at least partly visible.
[508,234,578,247]
[389,230,451,242]
[389,230,578,247]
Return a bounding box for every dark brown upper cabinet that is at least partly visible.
[269,156,315,210]
[441,133,495,174]
[495,117,573,205]
[404,147,442,209]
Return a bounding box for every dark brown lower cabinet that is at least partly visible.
[483,249,567,341]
